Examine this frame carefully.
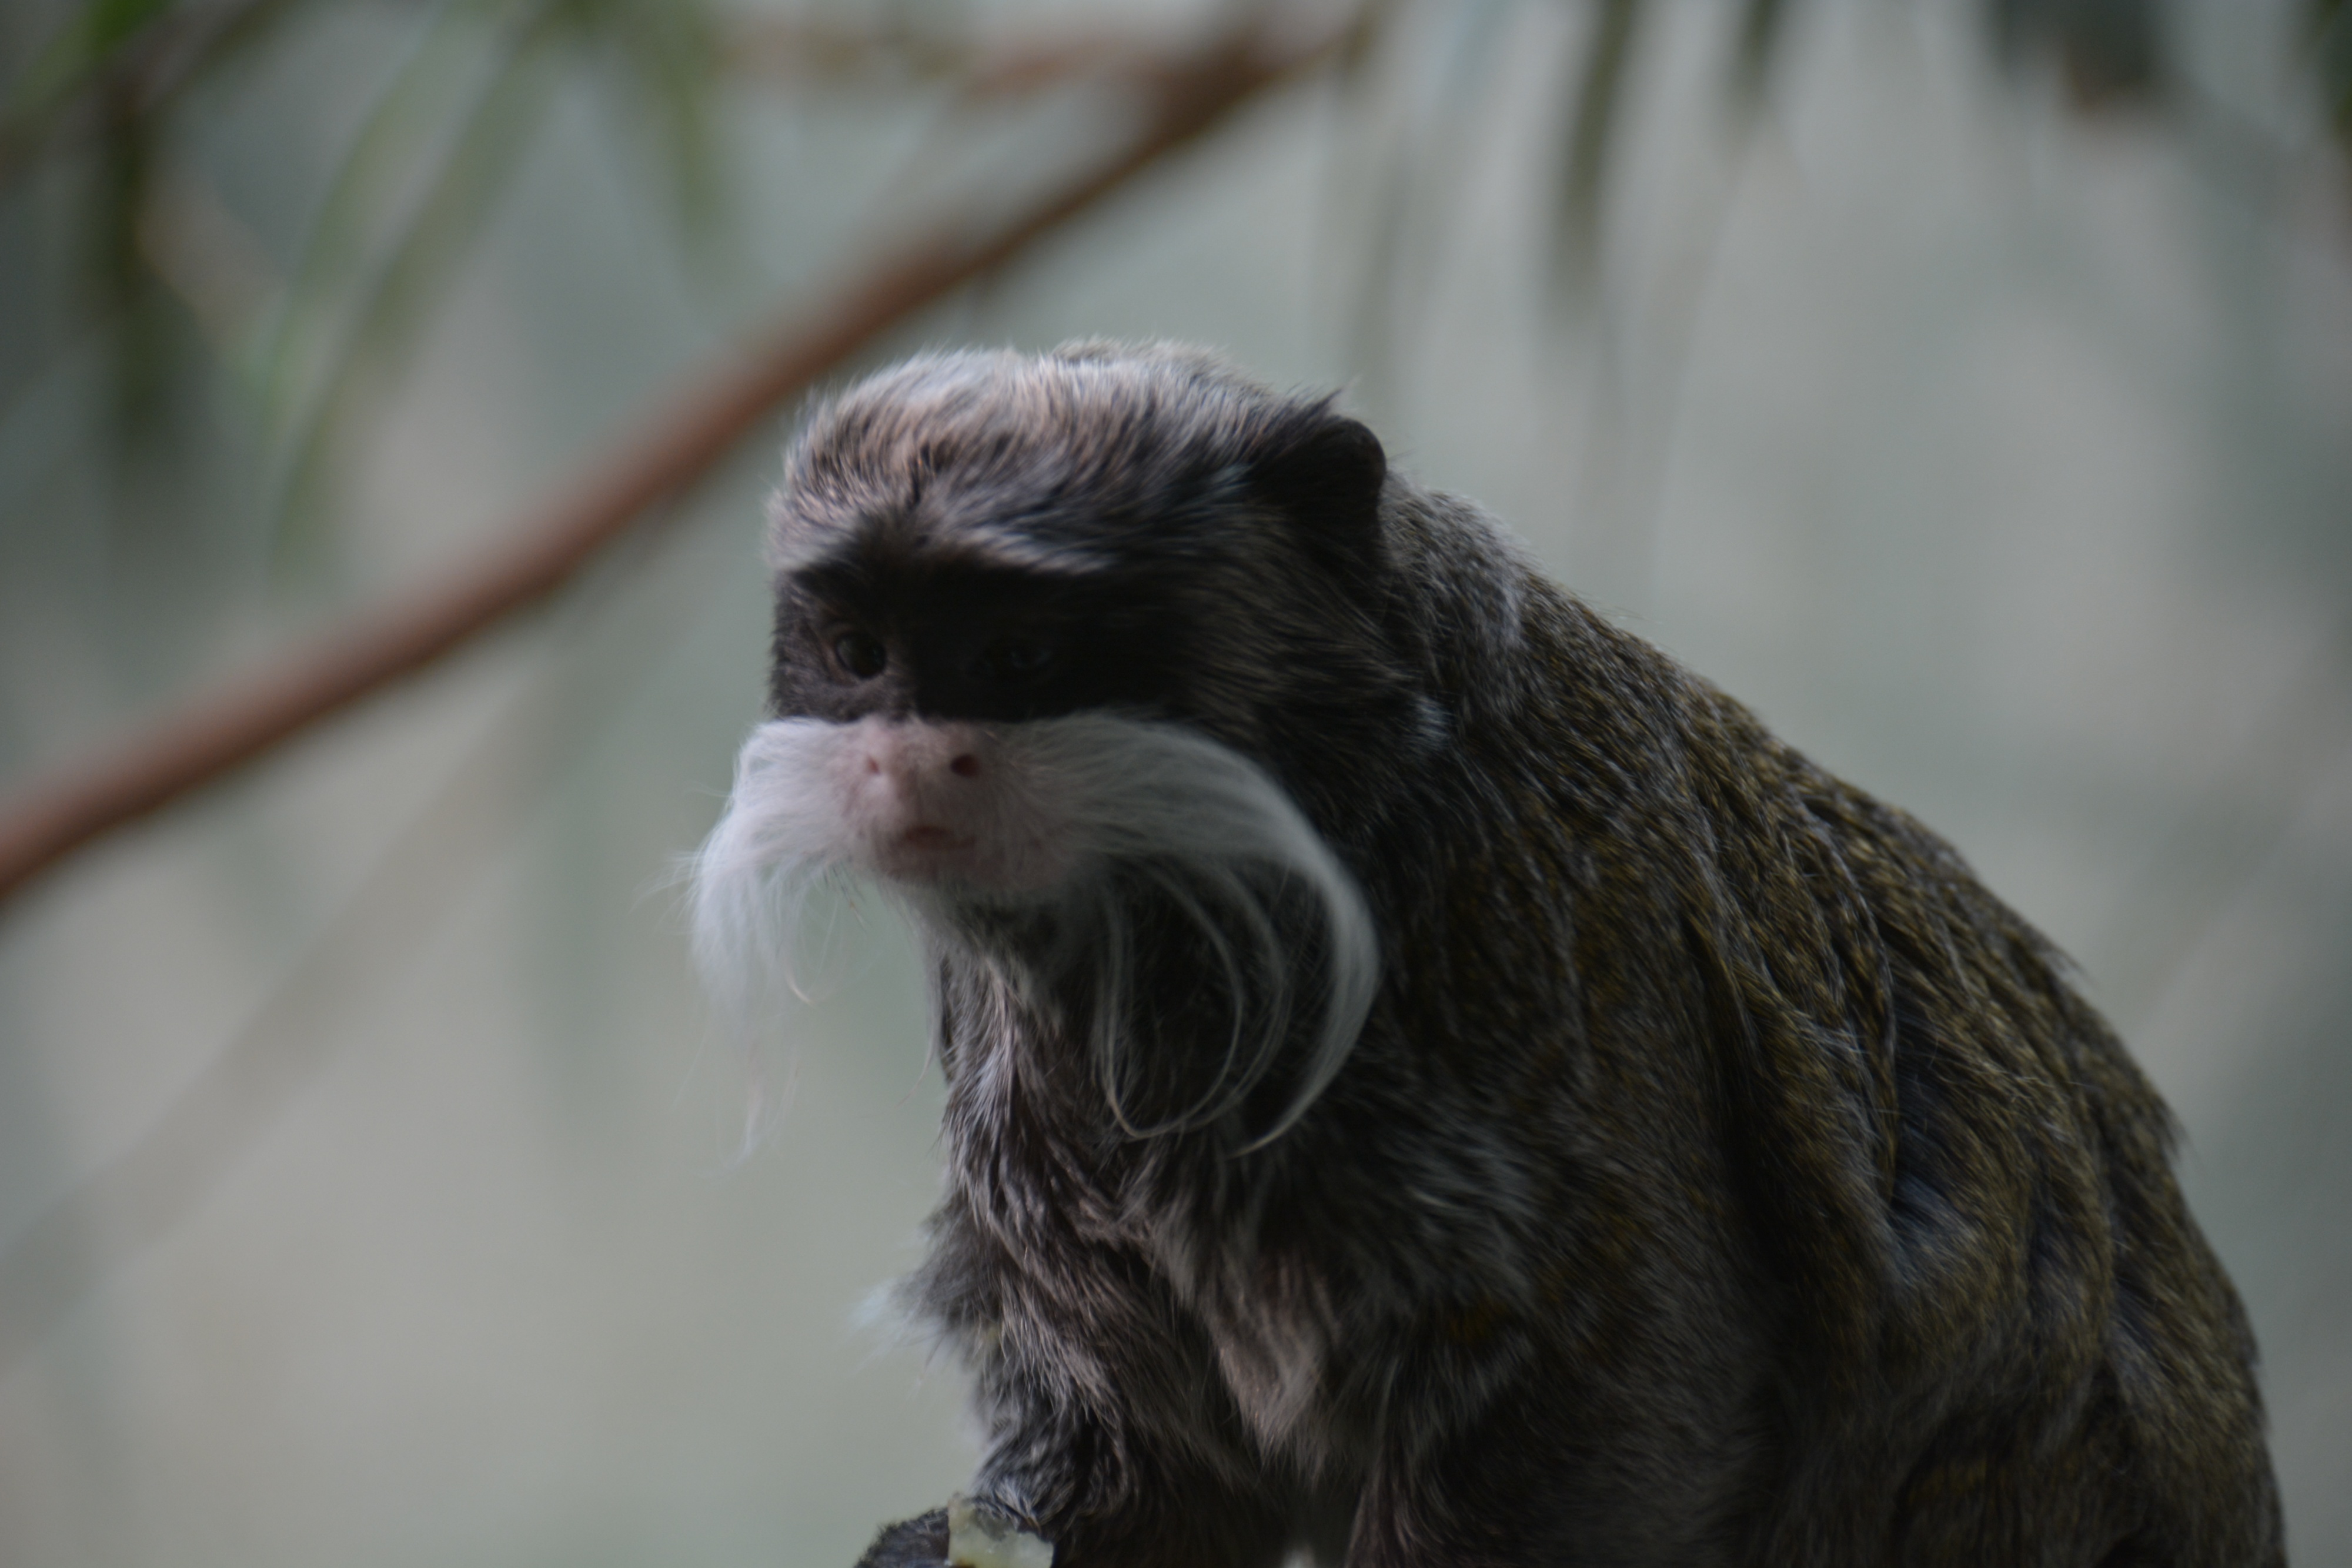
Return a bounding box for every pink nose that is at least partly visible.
[855,721,988,803]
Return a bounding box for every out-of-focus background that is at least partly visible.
[0,0,2346,1562]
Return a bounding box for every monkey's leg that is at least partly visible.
[1339,1367,1765,1568]
[977,1462,1295,1568]
[958,1415,1297,1568]
[849,1432,1292,1568]
[1095,1478,1297,1568]
[1345,1449,1693,1568]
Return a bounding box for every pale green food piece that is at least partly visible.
[946,1497,1055,1568]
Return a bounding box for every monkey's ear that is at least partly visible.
[1245,410,1388,587]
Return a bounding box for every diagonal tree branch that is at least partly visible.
[721,13,1150,97]
[0,13,1357,911]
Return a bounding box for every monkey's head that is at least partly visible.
[691,343,1424,1141]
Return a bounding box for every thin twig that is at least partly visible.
[721,14,1152,97]
[0,15,1355,911]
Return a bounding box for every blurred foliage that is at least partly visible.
[253,0,724,561]
[2316,0,2352,146]
[1,0,724,568]
[0,0,2337,597]
[1542,0,2170,287]
[1553,0,1640,280]
[1989,0,2164,105]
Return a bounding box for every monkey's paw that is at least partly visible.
[851,1500,1054,1568]
[854,1509,947,1568]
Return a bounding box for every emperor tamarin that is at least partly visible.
[690,343,2283,1566]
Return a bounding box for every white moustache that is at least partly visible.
[689,713,1379,1149]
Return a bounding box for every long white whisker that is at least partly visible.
[1094,897,1150,1140]
[1128,865,1255,1137]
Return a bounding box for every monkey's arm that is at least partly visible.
[956,1367,1294,1568]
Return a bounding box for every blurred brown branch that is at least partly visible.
[0,10,1359,912]
[721,13,1155,98]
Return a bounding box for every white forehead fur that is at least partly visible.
[764,341,1287,575]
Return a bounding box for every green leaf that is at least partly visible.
[4,0,175,126]
[265,1,565,564]
[1553,0,1643,291]
[2311,0,2352,146]
[1986,0,2167,107]
[1728,0,1790,111]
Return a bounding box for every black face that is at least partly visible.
[769,550,1187,724]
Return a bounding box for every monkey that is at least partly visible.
[688,342,2285,1567]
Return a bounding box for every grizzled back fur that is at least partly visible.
[709,343,2283,1567]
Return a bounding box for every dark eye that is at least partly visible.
[977,636,1055,686]
[832,630,888,680]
